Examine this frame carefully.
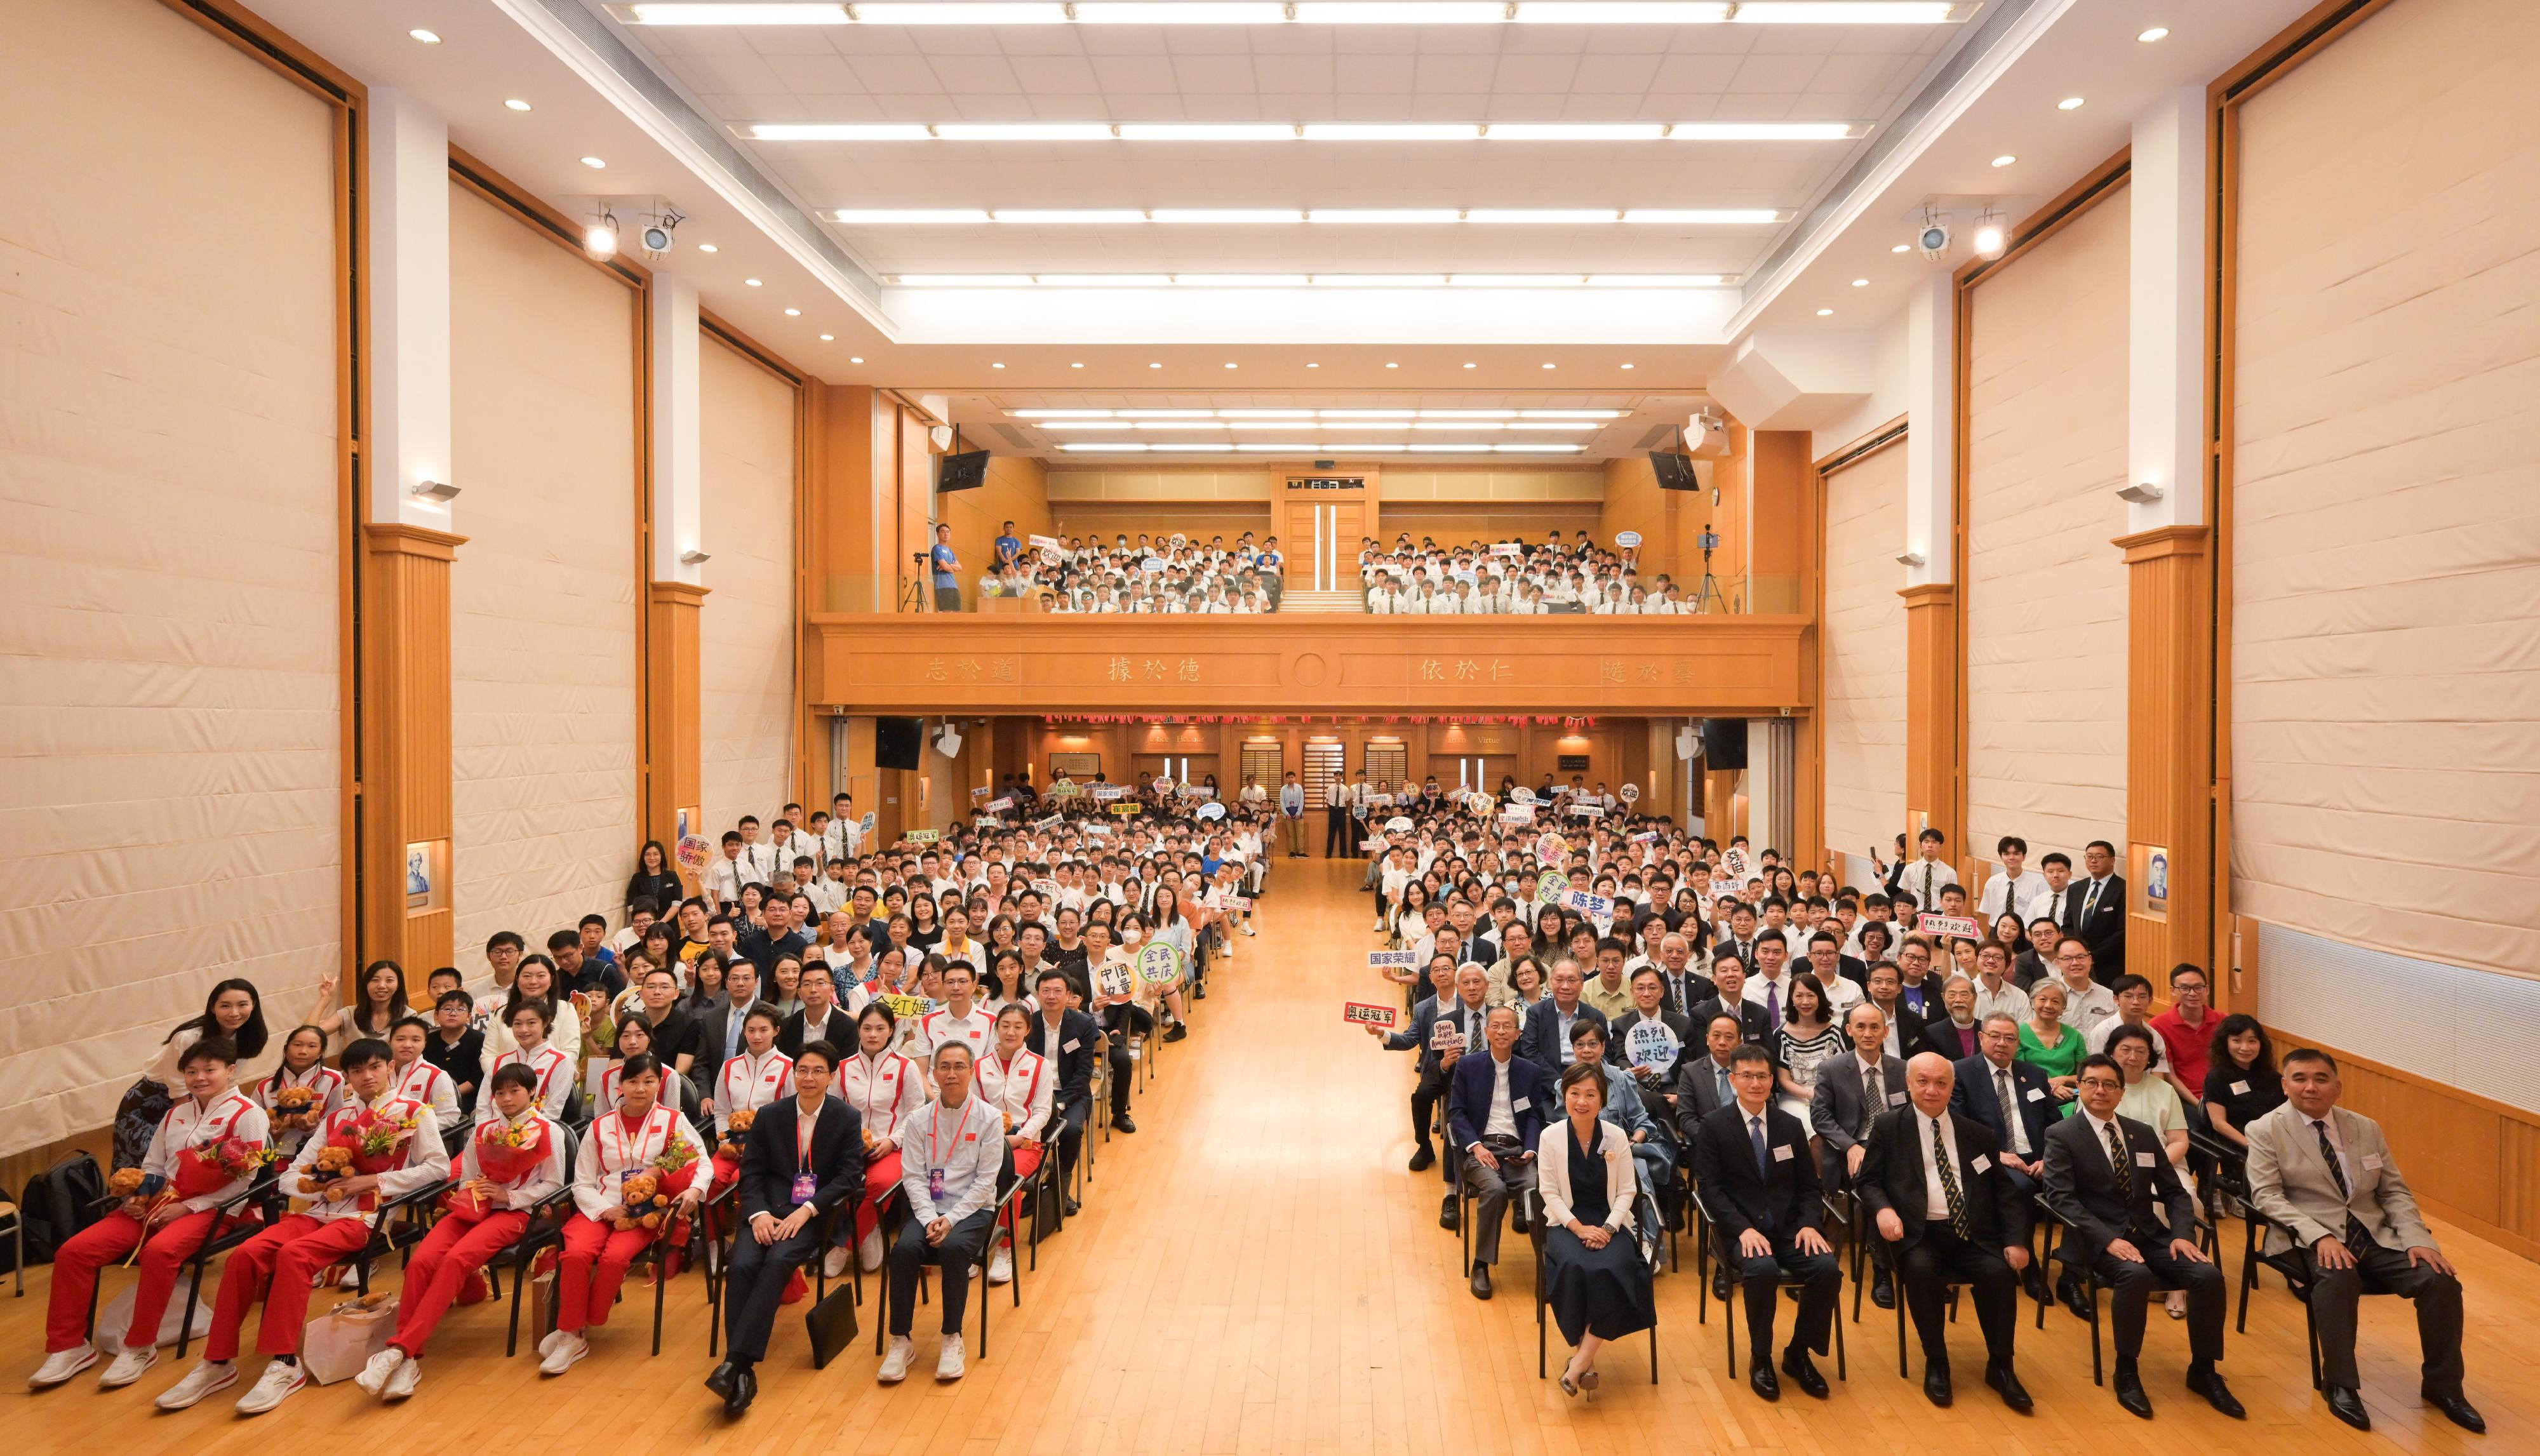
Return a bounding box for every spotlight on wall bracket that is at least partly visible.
[585,210,619,262]
[679,547,712,564]
[1972,210,2007,260]
[641,207,684,258]
[411,479,460,504]
[2115,481,2167,504]
[1894,549,1926,566]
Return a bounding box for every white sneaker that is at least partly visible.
[354,1347,405,1397]
[233,1359,307,1415]
[858,1225,885,1272]
[98,1347,157,1389]
[538,1333,588,1377]
[382,1357,422,1401]
[935,1334,967,1382]
[154,1359,237,1410]
[29,1344,97,1389]
[537,1328,568,1358]
[877,1335,914,1384]
[336,1264,364,1288]
[1242,923,1256,936]
[987,1246,1013,1285]
[823,1243,852,1279]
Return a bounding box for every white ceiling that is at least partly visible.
[236,0,2319,457]
[951,389,1705,457]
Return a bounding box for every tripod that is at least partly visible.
[1691,527,1725,614]
[902,551,933,612]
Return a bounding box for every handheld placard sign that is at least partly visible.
[675,835,711,873]
[883,993,928,1020]
[1368,949,1420,972]
[1568,803,1605,819]
[1511,786,1536,805]
[1466,791,1494,815]
[1111,803,1141,817]
[1536,832,1568,862]
[1032,878,1060,896]
[1152,778,1175,794]
[1615,530,1643,549]
[1093,783,1126,801]
[1342,1001,1398,1029]
[1430,1020,1464,1052]
[1386,815,1413,833]
[1135,942,1183,987]
[1492,542,1523,557]
[1631,830,1658,844]
[970,786,990,799]
[1141,557,1167,574]
[859,811,877,834]
[904,829,940,845]
[1625,1018,1680,1071]
[1916,913,1982,940]
[1031,815,1062,831]
[1565,888,1614,921]
[1217,893,1252,911]
[1028,533,1060,551]
[1721,846,1748,879]
[1537,869,1567,907]
[1619,782,1641,804]
[1500,804,1535,825]
[1195,801,1226,821]
[985,797,1012,812]
[1098,961,1135,999]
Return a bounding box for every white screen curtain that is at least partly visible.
[448,184,641,975]
[700,337,798,839]
[1963,185,2132,872]
[1820,441,1908,871]
[0,0,342,1154]
[2231,0,2540,980]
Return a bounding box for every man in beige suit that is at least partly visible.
[2243,1048,2481,1434]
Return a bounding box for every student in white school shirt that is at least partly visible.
[705,833,754,910]
[1976,836,2052,923]
[1898,827,1960,914]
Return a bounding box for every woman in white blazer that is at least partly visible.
[1539,1061,1657,1396]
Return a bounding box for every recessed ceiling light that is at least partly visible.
[1071,361,1084,368]
[784,307,801,316]
[504,98,532,112]
[992,362,1005,369]
[1149,362,1162,368]
[1892,243,1910,252]
[1306,363,1318,368]
[1851,277,1869,286]
[1224,362,1237,369]
[1463,362,1477,369]
[1621,363,1634,370]
[744,278,762,286]
[2058,97,2085,111]
[819,333,835,340]
[580,156,606,168]
[2138,26,2169,43]
[1991,154,2016,168]
[1385,362,1399,369]
[697,243,718,253]
[1541,362,1556,370]
[410,29,441,44]
[850,355,863,362]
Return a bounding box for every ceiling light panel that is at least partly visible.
[749,121,1861,143]
[624,1,1965,23]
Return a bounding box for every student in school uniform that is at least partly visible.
[357,1062,568,1401]
[387,1016,463,1132]
[487,1002,575,1123]
[839,1002,927,1274]
[253,1024,342,1159]
[155,1039,446,1416]
[972,1005,1054,1286]
[33,1037,271,1392]
[540,1054,706,1377]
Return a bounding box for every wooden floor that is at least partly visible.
[7,860,2531,1453]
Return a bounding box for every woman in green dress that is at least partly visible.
[2017,978,2085,1114]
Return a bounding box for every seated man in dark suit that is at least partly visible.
[2040,1053,2239,1420]
[1682,958,1771,1048]
[706,1040,865,1416]
[1856,1053,2033,1412]
[1027,969,1100,1216]
[1949,1013,2055,1194]
[1672,1012,1749,1142]
[1447,1004,1547,1302]
[1690,1044,1840,1401]
[1368,957,1476,1189]
[1918,974,1982,1062]
[775,963,857,1059]
[1810,1003,1909,1309]
[1517,959,1608,1081]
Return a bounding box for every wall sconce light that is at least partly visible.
[1894,549,1925,566]
[2115,481,2166,504]
[411,479,459,504]
[679,547,712,564]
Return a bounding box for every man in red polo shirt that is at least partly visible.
[2148,964,2217,1098]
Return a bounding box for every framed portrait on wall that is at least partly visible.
[405,839,449,913]
[2134,844,2170,921]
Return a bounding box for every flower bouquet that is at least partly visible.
[309,1105,419,1210]
[176,1135,272,1199]
[443,1118,547,1220]
[271,1085,324,1133]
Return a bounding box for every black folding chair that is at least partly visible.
[1688,1182,1847,1382]
[2033,1193,2216,1386]
[1528,1189,1660,1385]
[2235,1205,2393,1393]
[83,1169,283,1358]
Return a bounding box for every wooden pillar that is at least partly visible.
[2118,526,2214,992]
[1899,582,1960,858]
[646,580,708,885]
[360,524,463,976]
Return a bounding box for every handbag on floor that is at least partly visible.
[803,1281,859,1369]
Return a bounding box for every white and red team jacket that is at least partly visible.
[455,1111,570,1211]
[917,1005,995,1061]
[837,1047,925,1151]
[709,1048,794,1135]
[568,1102,707,1222]
[391,1057,462,1130]
[146,1090,274,1213]
[486,1043,573,1123]
[253,1062,342,1155]
[973,1046,1053,1144]
[596,1059,686,1119]
[284,1093,450,1224]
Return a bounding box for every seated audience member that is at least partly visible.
[1671,1013,1749,1144]
[387,1015,462,1130]
[1448,1005,1548,1301]
[705,1040,865,1417]
[1920,974,1982,1062]
[1855,1053,2033,1411]
[2199,1014,2285,1151]
[1807,1002,1908,1307]
[1519,959,1609,1079]
[2242,1048,2482,1433]
[361,1062,568,1400]
[973,1004,1055,1286]
[2017,980,2085,1108]
[1565,1021,1672,1201]
[34,1038,270,1392]
[254,1023,342,1158]
[1539,1061,1657,1397]
[423,992,485,1116]
[1689,1044,1840,1401]
[878,1043,1006,1385]
[157,1039,446,1415]
[542,1054,706,1377]
[486,1001,573,1123]
[777,963,857,1059]
[2040,1054,2238,1420]
[839,1003,927,1273]
[598,1015,690,1118]
[1684,958,1770,1046]
[1027,968,1099,1213]
[2148,964,2217,1101]
[1949,1012,2057,1199]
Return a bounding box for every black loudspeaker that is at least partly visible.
[1650,451,1701,491]
[937,450,989,493]
[1699,717,1748,772]
[875,716,925,770]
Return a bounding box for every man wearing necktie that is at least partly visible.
[2243,1050,2480,1434]
[1691,1045,1839,1402]
[1904,828,1958,918]
[1857,1053,2033,1411]
[1372,963,1487,1217]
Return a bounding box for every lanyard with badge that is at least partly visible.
[792,1102,820,1205]
[927,1105,962,1205]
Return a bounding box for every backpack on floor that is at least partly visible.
[15,1151,108,1268]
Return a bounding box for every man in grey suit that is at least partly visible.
[1812,1003,1909,1307]
[2245,1048,2482,1434]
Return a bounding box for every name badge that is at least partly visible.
[1063,1039,1081,1052]
[2024,1087,2045,1102]
[1772,1144,1794,1163]
[2228,1080,2250,1095]
[1970,1154,1991,1173]
[1512,1097,1531,1112]
[791,1170,817,1205]
[1887,1091,1907,1105]
[928,1166,947,1201]
[2134,1151,2157,1168]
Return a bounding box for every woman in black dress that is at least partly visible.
[2201,1013,2286,1149]
[626,839,683,920]
[1540,1060,1655,1396]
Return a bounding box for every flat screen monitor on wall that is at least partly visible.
[875,716,925,770]
[937,450,989,493]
